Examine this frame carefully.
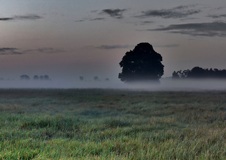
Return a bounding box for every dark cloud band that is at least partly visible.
[0,47,64,55]
[0,48,22,55]
[96,45,132,50]
[96,44,179,50]
[136,5,200,19]
[208,14,226,19]
[149,22,226,37]
[101,9,127,19]
[0,14,42,21]
[75,17,105,22]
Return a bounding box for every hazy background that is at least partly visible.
[0,0,226,87]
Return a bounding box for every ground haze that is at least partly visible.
[0,79,226,91]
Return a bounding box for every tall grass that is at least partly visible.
[0,89,226,159]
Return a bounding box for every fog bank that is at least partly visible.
[0,79,226,91]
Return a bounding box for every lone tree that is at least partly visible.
[119,42,164,82]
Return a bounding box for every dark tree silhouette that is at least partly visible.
[172,67,226,79]
[33,75,39,80]
[189,67,205,78]
[79,76,84,81]
[39,75,44,80]
[119,42,164,82]
[33,75,50,80]
[172,71,179,79]
[94,76,99,81]
[43,75,50,80]
[20,75,30,80]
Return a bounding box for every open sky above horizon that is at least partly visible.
[0,0,226,81]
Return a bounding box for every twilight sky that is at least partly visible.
[0,0,226,81]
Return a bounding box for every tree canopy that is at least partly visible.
[118,43,164,82]
[172,67,226,79]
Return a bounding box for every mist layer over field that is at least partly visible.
[0,79,226,91]
[131,79,226,91]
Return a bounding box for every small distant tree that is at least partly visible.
[33,75,39,80]
[20,75,30,80]
[172,71,179,79]
[189,67,205,78]
[39,75,44,80]
[105,78,110,81]
[94,76,99,81]
[79,76,84,81]
[43,75,50,80]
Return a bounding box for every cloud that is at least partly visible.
[24,48,66,54]
[136,5,200,19]
[140,21,154,25]
[155,44,180,48]
[90,18,105,21]
[14,14,42,20]
[0,18,14,21]
[100,9,127,19]
[0,47,64,56]
[95,43,179,50]
[208,14,226,19]
[75,17,105,22]
[75,19,86,22]
[75,9,126,22]
[0,48,22,55]
[0,14,42,21]
[96,45,133,50]
[149,22,226,37]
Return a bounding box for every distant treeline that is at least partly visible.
[172,67,226,79]
[20,75,50,80]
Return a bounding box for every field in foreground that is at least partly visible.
[0,89,226,159]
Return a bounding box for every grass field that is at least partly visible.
[0,89,226,159]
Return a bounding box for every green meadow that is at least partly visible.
[0,89,226,159]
